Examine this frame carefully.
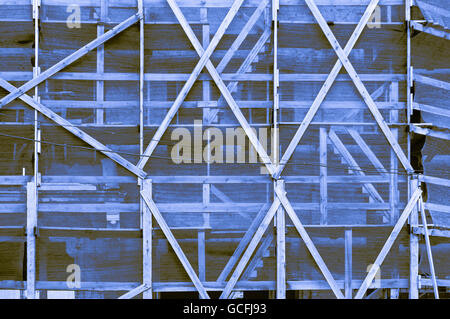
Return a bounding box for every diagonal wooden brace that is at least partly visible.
[0,78,146,179]
[0,13,141,108]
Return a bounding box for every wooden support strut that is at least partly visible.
[0,13,142,108]
[26,182,37,299]
[142,179,152,299]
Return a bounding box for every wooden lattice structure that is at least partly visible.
[0,0,448,299]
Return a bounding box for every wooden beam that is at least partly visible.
[140,188,210,299]
[319,128,327,225]
[274,184,345,299]
[410,125,450,141]
[273,0,380,179]
[419,175,450,188]
[345,229,352,299]
[0,78,146,179]
[304,0,413,174]
[276,179,286,299]
[0,13,142,108]
[26,182,37,299]
[142,179,152,299]
[414,75,450,91]
[96,0,107,125]
[411,21,450,40]
[413,102,450,118]
[118,284,149,299]
[354,187,422,299]
[419,197,439,299]
[220,199,281,299]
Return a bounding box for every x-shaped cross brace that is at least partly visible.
[137,0,276,176]
[273,0,413,179]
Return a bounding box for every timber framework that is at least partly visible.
[0,0,449,299]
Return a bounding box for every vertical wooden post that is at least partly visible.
[30,0,40,300]
[276,180,286,299]
[319,128,327,225]
[389,82,399,223]
[139,0,145,157]
[142,179,152,299]
[26,181,37,299]
[345,228,352,299]
[199,183,209,284]
[96,0,107,124]
[419,197,439,299]
[389,81,400,298]
[409,178,420,299]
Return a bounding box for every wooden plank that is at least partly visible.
[276,179,286,299]
[0,0,407,7]
[345,229,352,299]
[0,174,407,186]
[220,199,281,299]
[319,128,327,225]
[411,21,450,40]
[0,78,146,179]
[389,83,399,224]
[26,182,37,299]
[424,203,450,214]
[274,185,345,299]
[419,197,439,299]
[0,13,141,108]
[96,0,107,125]
[419,175,450,188]
[273,0,380,178]
[304,0,413,174]
[354,187,422,299]
[414,74,450,91]
[410,125,450,141]
[140,189,210,299]
[0,71,407,83]
[118,284,149,299]
[142,178,152,299]
[413,102,450,118]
